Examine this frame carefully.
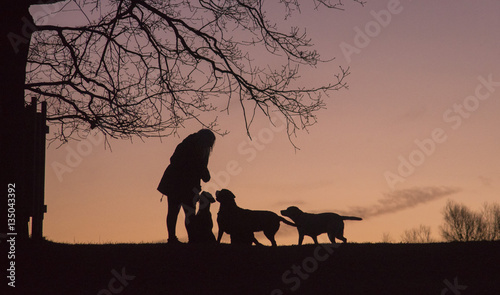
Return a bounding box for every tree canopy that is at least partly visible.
[25,0,364,142]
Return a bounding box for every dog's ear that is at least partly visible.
[199,191,215,203]
[201,191,212,197]
[221,189,236,199]
[202,191,215,203]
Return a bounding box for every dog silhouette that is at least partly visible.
[281,206,362,245]
[216,189,295,246]
[188,191,216,243]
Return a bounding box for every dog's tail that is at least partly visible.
[341,216,362,221]
[279,217,297,227]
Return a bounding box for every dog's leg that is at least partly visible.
[298,234,304,246]
[264,229,278,247]
[335,223,346,243]
[252,236,264,247]
[217,229,224,243]
[312,236,319,244]
[265,235,277,247]
[327,233,337,244]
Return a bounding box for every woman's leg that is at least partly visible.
[181,189,198,242]
[166,196,181,243]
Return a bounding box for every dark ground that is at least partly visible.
[10,240,500,294]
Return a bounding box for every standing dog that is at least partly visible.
[188,191,216,243]
[216,189,296,246]
[281,206,362,245]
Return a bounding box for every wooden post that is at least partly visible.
[27,97,48,240]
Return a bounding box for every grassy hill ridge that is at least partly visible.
[13,241,500,294]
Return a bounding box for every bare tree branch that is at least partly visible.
[26,0,361,143]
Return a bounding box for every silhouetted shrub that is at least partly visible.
[401,225,433,243]
[440,200,500,242]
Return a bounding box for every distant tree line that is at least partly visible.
[384,200,500,243]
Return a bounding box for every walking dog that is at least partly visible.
[281,206,362,245]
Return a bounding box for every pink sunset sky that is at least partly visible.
[35,0,500,245]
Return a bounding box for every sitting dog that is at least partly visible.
[281,206,362,245]
[216,189,296,246]
[188,191,216,243]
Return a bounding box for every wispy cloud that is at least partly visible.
[337,186,461,219]
[478,176,493,187]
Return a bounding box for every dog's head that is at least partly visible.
[281,206,303,221]
[196,191,215,210]
[215,189,237,206]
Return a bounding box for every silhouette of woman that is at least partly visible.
[157,129,216,243]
